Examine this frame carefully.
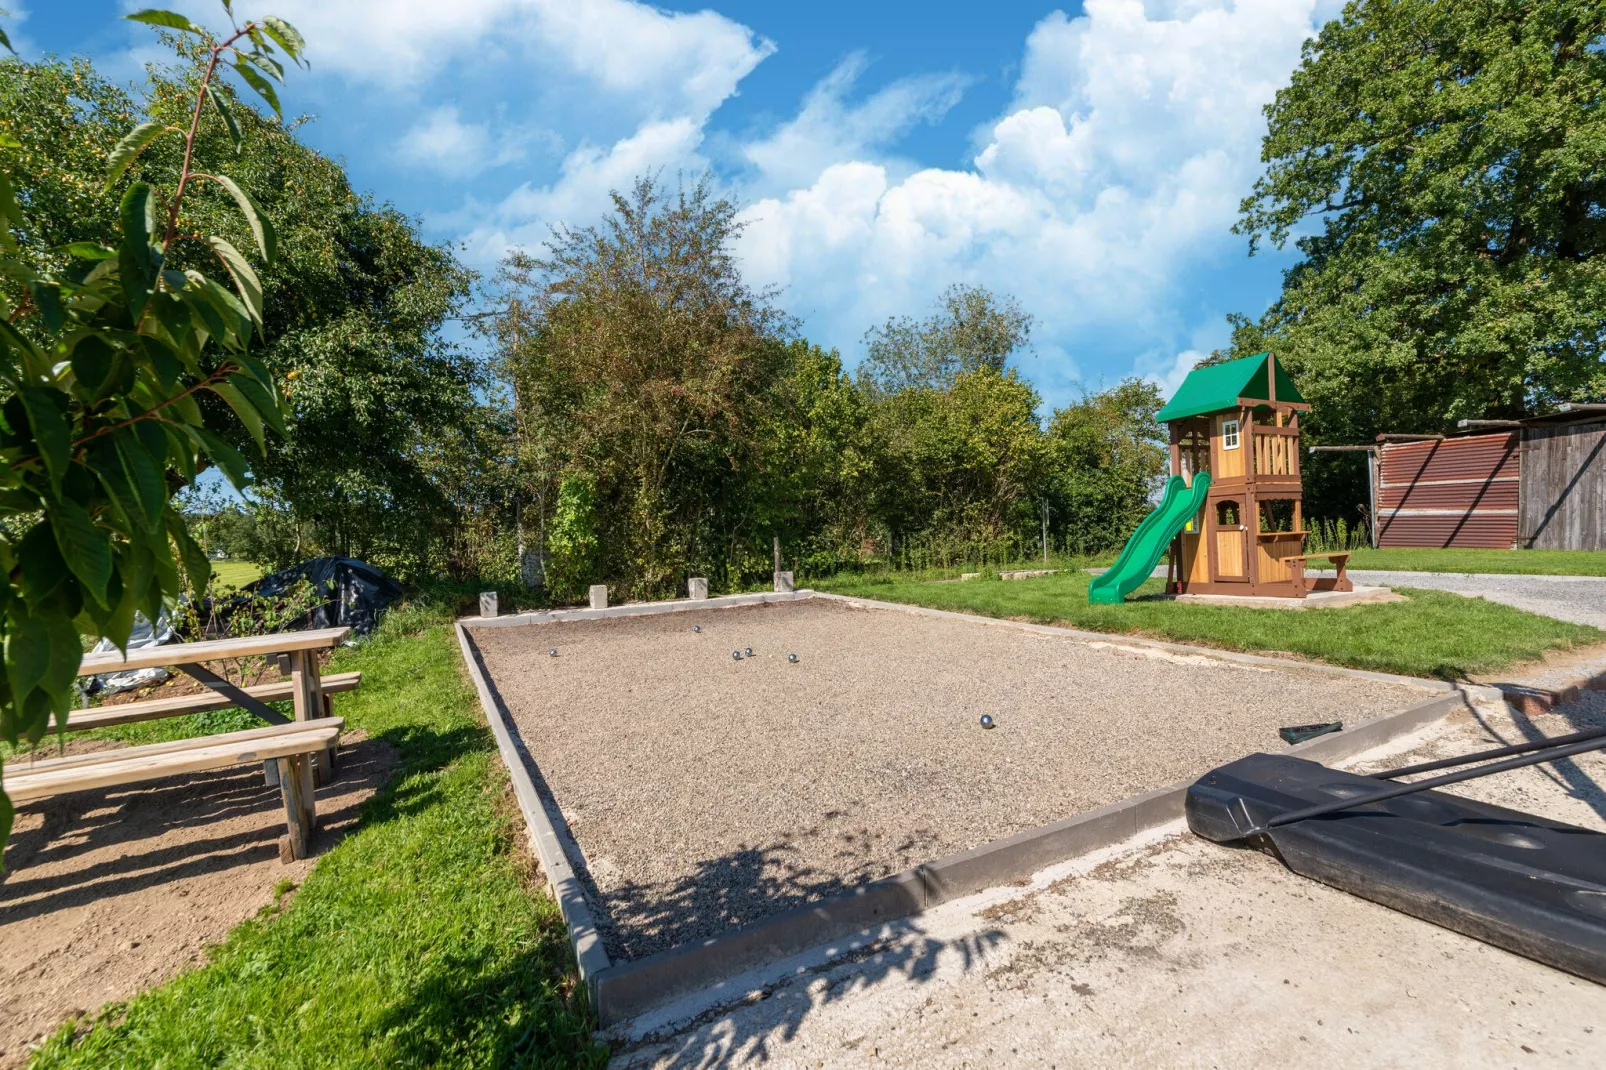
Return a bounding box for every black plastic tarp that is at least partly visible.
[243,556,403,636]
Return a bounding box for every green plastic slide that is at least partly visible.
[1088,472,1212,605]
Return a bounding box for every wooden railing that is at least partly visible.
[1254,429,1299,479]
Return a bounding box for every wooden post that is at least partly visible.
[289,649,331,784]
[277,754,312,862]
[772,535,782,575]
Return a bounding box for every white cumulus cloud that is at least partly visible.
[395,107,531,178]
[733,0,1326,395]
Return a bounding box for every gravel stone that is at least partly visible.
[470,598,1431,961]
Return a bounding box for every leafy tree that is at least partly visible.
[1046,378,1165,553]
[860,284,1033,394]
[0,4,301,851]
[500,175,791,598]
[1231,0,1606,518]
[1,41,479,578]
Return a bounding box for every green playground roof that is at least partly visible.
[1155,352,1305,423]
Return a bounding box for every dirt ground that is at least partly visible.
[469,598,1431,960]
[614,692,1606,1068]
[0,734,393,1068]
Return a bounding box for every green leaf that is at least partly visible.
[104,120,172,192]
[118,182,161,319]
[17,389,70,492]
[231,59,281,120]
[49,497,112,608]
[227,371,285,436]
[207,236,263,326]
[51,242,117,261]
[26,280,65,332]
[186,424,250,490]
[4,610,51,699]
[69,335,116,400]
[211,380,265,452]
[238,49,284,83]
[0,24,14,55]
[17,521,68,605]
[205,83,243,152]
[115,432,167,532]
[165,509,210,593]
[125,9,201,32]
[42,613,81,695]
[205,174,276,264]
[260,17,307,67]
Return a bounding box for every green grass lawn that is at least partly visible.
[819,570,1601,680]
[27,601,605,1068]
[1324,547,1606,576]
[209,559,264,588]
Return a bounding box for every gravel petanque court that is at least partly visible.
[468,597,1432,962]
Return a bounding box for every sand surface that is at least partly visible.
[470,597,1431,960]
[0,735,393,1067]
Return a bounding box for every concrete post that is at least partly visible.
[479,591,498,618]
[589,585,608,610]
[688,577,708,600]
[774,570,795,593]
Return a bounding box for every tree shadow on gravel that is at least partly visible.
[620,920,1006,1068]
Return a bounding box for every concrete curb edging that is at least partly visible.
[460,589,814,629]
[811,590,1460,693]
[453,594,1477,1027]
[454,624,612,984]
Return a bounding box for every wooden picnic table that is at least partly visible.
[11,628,362,863]
[78,626,352,727]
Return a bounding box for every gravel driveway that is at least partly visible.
[1342,571,1606,630]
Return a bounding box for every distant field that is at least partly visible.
[209,560,263,588]
[1327,547,1606,577]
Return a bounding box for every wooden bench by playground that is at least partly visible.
[21,626,362,861]
[1280,551,1353,595]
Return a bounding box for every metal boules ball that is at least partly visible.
[979,714,995,729]
[745,647,753,656]
[732,650,742,660]
[788,653,798,663]
[549,649,558,657]
[694,625,701,633]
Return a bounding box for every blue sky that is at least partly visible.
[8,0,1344,410]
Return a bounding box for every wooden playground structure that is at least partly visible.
[1159,352,1352,598]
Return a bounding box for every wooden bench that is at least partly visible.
[66,672,362,732]
[6,720,342,861]
[1280,552,1353,595]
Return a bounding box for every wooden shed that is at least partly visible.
[1368,407,1606,550]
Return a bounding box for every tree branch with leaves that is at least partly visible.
[0,1,304,859]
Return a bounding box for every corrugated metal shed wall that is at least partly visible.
[1520,420,1606,551]
[1376,434,1520,548]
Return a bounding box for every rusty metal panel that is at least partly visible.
[1521,421,1606,550]
[1379,435,1519,485]
[1377,479,1519,511]
[1376,512,1519,549]
[1376,434,1522,548]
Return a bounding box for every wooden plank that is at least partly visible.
[79,627,351,676]
[10,718,344,776]
[64,673,361,732]
[7,725,340,803]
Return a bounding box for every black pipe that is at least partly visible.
[1375,724,1606,780]
[1249,734,1606,835]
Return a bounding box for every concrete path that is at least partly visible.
[614,693,1606,1068]
[1344,570,1606,630]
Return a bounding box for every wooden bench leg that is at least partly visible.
[1335,558,1352,592]
[276,754,316,862]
